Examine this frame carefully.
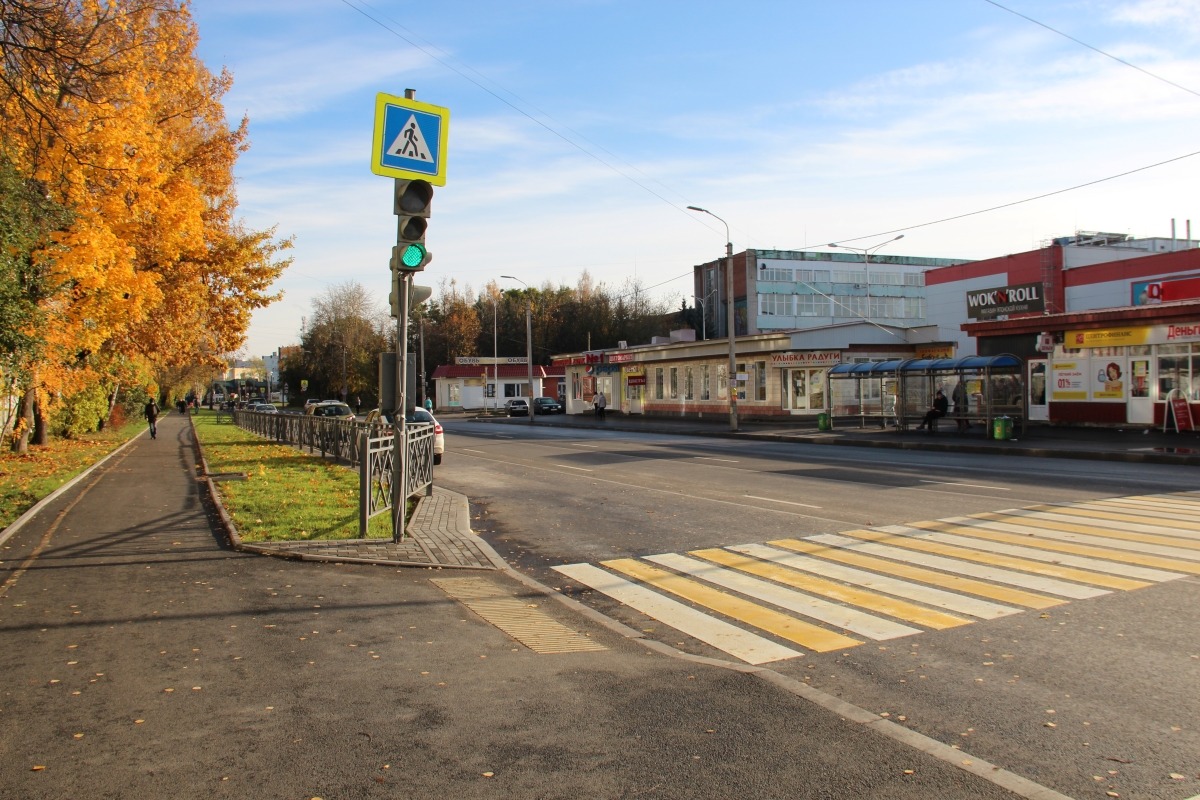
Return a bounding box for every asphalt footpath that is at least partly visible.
[0,412,1044,800]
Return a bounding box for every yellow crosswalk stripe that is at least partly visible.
[838,528,1149,592]
[690,547,969,630]
[970,511,1200,559]
[769,538,1065,609]
[1024,503,1200,535]
[1090,498,1200,523]
[907,519,1200,575]
[601,557,863,652]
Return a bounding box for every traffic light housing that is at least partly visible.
[394,178,433,229]
[393,178,433,272]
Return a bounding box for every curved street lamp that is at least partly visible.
[827,234,905,321]
[687,205,738,432]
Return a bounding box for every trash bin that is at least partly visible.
[993,416,1012,441]
[817,412,831,431]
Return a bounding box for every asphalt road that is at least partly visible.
[440,417,1200,800]
[0,413,1032,800]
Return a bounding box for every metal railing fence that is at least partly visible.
[232,410,433,540]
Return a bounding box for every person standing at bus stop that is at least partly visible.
[145,398,159,440]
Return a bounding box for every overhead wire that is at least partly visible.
[340,0,1200,297]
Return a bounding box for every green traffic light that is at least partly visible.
[399,243,427,268]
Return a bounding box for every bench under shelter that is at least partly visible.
[827,354,1025,434]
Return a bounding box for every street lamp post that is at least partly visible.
[501,276,535,425]
[687,206,738,432]
[827,235,905,322]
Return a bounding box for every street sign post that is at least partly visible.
[371,93,450,185]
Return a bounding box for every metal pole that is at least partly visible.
[725,237,738,432]
[501,275,536,424]
[492,296,497,414]
[525,300,534,424]
[393,272,409,542]
[687,206,738,432]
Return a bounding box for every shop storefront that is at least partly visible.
[965,300,1200,428]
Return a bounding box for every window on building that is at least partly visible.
[797,269,830,283]
[670,367,678,399]
[904,272,925,287]
[654,367,664,400]
[760,266,792,282]
[1158,344,1192,400]
[717,363,728,399]
[684,367,694,400]
[760,294,792,316]
[701,365,711,400]
[797,294,830,316]
[755,360,767,401]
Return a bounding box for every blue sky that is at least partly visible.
[189,0,1200,359]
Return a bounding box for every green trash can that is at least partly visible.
[993,416,1012,441]
[817,412,831,431]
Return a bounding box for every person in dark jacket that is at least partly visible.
[145,399,159,440]
[915,389,948,433]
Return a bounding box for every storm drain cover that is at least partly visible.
[431,577,607,654]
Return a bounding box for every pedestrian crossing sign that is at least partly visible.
[371,93,449,185]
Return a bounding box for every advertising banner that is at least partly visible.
[966,282,1045,320]
[1050,361,1087,401]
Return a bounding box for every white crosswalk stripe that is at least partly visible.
[552,492,1200,665]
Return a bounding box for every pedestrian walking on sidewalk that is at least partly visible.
[594,390,607,420]
[145,398,159,439]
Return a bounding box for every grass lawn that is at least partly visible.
[0,421,144,530]
[191,409,394,541]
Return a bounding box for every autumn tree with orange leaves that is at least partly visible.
[0,0,291,451]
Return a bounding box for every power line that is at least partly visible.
[814,147,1200,247]
[983,0,1200,100]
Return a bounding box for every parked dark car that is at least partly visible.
[533,397,563,414]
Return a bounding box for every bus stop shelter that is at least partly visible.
[828,354,1025,435]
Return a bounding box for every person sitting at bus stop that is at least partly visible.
[915,389,948,433]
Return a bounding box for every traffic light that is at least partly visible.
[392,178,433,272]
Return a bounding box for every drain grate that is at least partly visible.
[431,577,607,654]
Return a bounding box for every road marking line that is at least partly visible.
[812,533,1108,600]
[695,456,739,462]
[919,480,1011,491]
[745,494,822,509]
[773,537,1063,609]
[601,558,862,653]
[866,527,1153,591]
[734,543,1019,619]
[555,464,593,471]
[646,552,922,640]
[691,547,969,630]
[552,563,801,664]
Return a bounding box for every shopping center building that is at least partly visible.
[553,228,1200,428]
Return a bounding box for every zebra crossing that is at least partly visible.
[553,491,1200,665]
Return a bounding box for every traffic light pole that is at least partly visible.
[392,204,410,542]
